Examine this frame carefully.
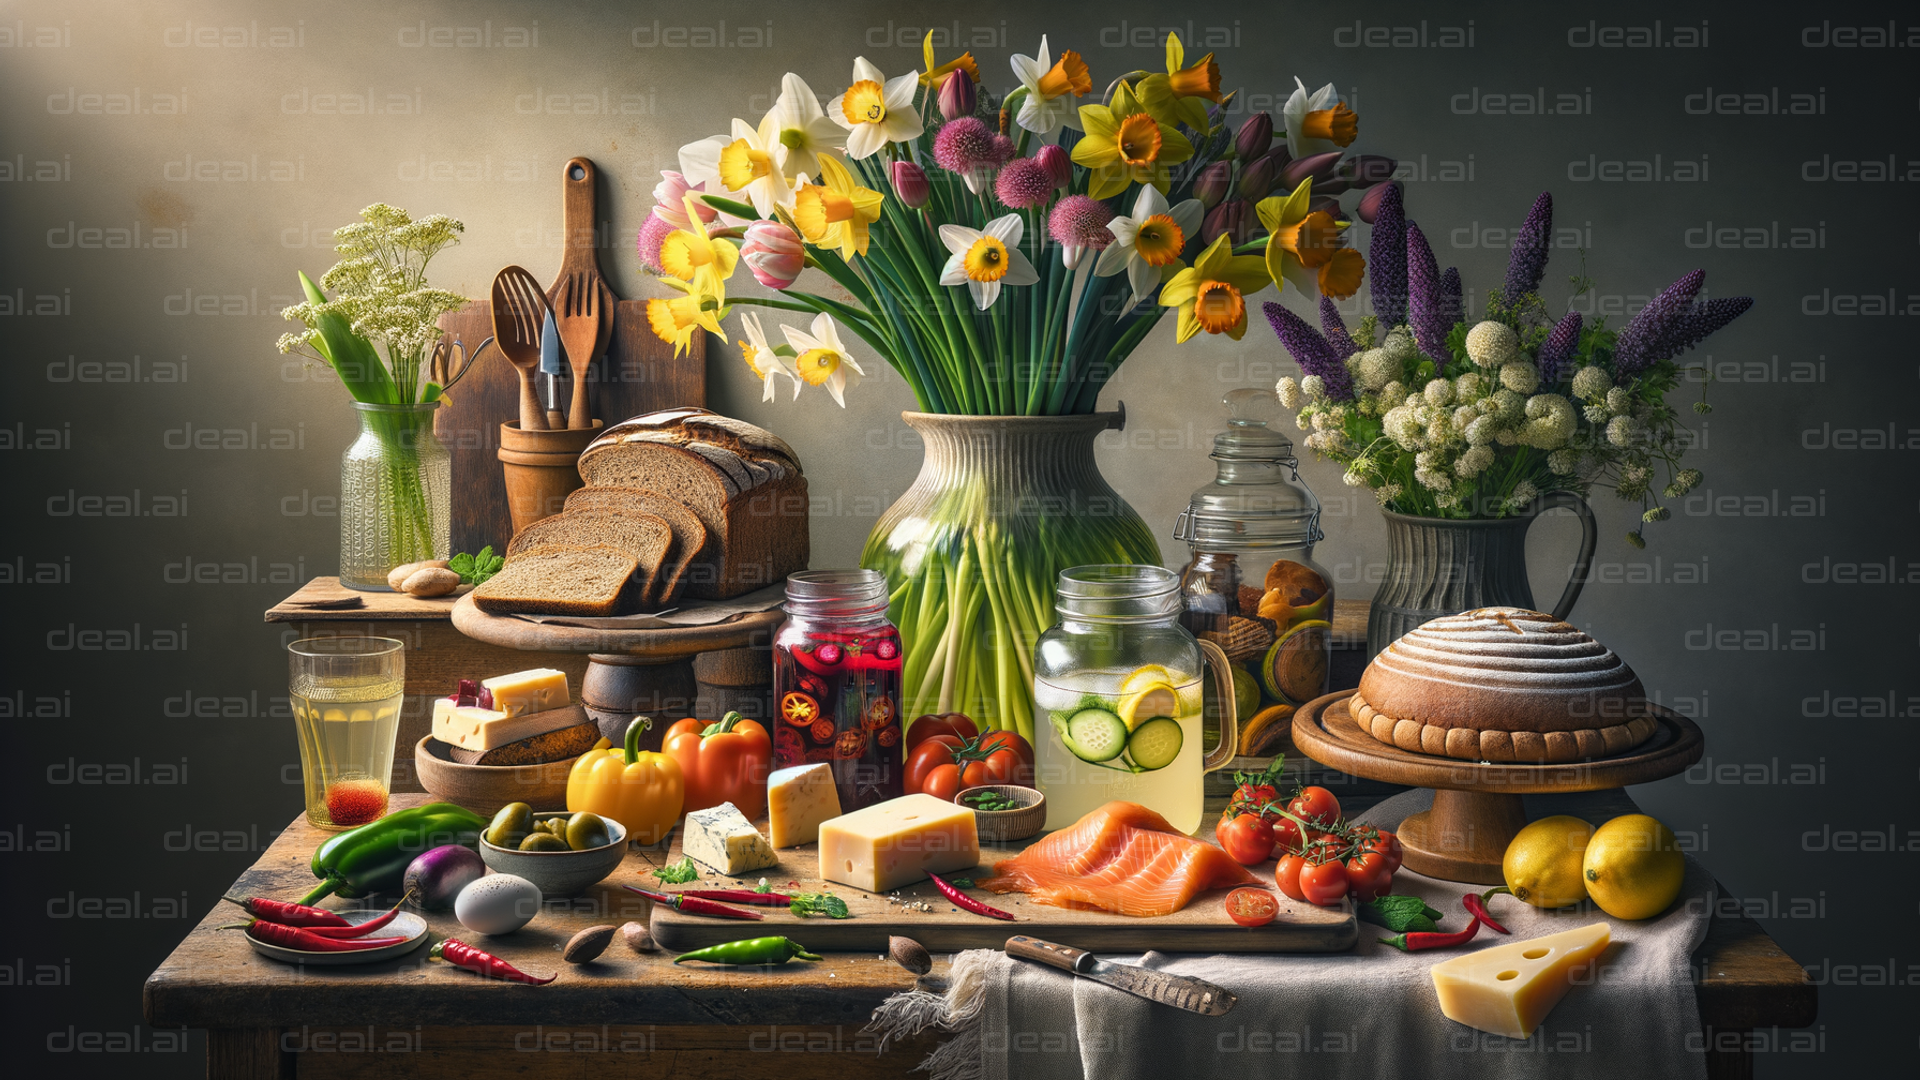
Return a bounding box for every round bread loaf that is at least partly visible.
[1354,608,1653,763]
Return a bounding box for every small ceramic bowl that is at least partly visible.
[479,812,627,897]
[956,785,1047,842]
[413,735,579,818]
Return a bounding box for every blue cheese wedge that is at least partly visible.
[682,802,777,875]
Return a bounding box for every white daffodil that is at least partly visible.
[1281,78,1348,159]
[781,312,866,407]
[827,58,923,160]
[1008,36,1090,137]
[763,73,843,182]
[736,311,800,403]
[678,115,794,218]
[938,214,1040,311]
[1093,184,1204,307]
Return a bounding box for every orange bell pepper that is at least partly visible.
[662,711,773,819]
[567,717,685,845]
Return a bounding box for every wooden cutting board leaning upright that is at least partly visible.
[436,157,705,555]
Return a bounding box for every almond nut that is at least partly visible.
[564,924,618,964]
[888,935,931,975]
[622,920,657,954]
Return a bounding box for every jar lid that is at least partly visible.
[1173,389,1324,550]
[784,569,888,617]
[1054,565,1182,623]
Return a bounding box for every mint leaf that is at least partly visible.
[789,893,851,919]
[1359,895,1443,933]
[651,856,697,884]
[944,877,975,890]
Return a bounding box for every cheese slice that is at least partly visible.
[767,763,841,848]
[682,802,778,875]
[431,698,590,753]
[1429,922,1611,1038]
[818,793,978,894]
[481,668,569,718]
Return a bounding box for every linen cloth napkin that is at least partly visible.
[873,787,1713,1080]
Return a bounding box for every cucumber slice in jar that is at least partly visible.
[1126,717,1185,771]
[1063,708,1128,763]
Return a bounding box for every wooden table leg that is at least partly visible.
[207,1028,292,1080]
[1704,1041,1752,1080]
[1395,788,1528,885]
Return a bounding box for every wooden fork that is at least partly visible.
[489,266,549,431]
[555,272,607,429]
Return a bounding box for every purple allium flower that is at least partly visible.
[1664,297,1754,357]
[1501,192,1553,303]
[1406,222,1448,361]
[995,157,1054,209]
[1049,195,1114,269]
[1319,296,1357,358]
[1439,266,1463,326]
[933,117,997,174]
[1264,301,1354,401]
[635,211,675,275]
[1368,181,1408,327]
[1614,269,1705,377]
[1537,311,1583,383]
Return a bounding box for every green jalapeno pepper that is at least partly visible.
[672,936,822,966]
[303,802,486,904]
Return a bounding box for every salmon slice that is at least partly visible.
[977,801,1265,917]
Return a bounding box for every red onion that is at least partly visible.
[403,844,485,911]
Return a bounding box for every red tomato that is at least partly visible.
[919,764,964,802]
[975,731,1036,786]
[1217,813,1275,866]
[1344,850,1392,902]
[1275,853,1309,902]
[905,713,977,751]
[1362,829,1403,873]
[1288,786,1342,828]
[904,735,965,796]
[1298,859,1350,906]
[1224,887,1278,927]
[905,729,1032,800]
[1269,816,1304,857]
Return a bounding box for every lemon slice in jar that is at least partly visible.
[1117,682,1179,733]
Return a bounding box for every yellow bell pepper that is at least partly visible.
[567,717,684,845]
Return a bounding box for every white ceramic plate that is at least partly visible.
[243,908,430,966]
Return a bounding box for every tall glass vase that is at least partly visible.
[861,411,1160,744]
[339,402,450,591]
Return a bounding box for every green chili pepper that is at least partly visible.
[672,936,822,966]
[303,802,487,904]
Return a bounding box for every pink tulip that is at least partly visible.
[890,160,931,209]
[938,73,976,121]
[741,221,804,289]
[1036,144,1072,190]
[651,170,716,230]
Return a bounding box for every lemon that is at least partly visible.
[1501,815,1595,909]
[1230,666,1261,723]
[1582,814,1686,920]
[1120,665,1173,696]
[1117,682,1179,732]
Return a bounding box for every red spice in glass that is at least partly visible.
[773,570,904,811]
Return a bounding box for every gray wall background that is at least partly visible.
[2,0,1914,1074]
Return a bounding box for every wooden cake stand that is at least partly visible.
[1291,691,1704,884]
[451,594,784,746]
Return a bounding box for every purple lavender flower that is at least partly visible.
[1319,296,1357,358]
[1614,270,1705,377]
[1264,302,1355,401]
[1406,222,1448,361]
[1501,192,1553,303]
[1537,311,1583,383]
[1439,266,1463,327]
[1367,181,1407,328]
[1664,297,1754,357]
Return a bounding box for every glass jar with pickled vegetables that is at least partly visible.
[772,570,904,812]
[1173,390,1333,757]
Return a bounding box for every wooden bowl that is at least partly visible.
[413,736,578,817]
[956,785,1046,842]
[479,812,628,897]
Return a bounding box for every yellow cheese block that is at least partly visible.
[482,668,569,718]
[818,793,978,893]
[431,697,588,753]
[1430,922,1611,1038]
[767,763,841,848]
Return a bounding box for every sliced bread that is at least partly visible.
[562,487,710,605]
[472,544,639,616]
[505,508,673,602]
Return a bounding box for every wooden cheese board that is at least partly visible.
[646,812,1356,955]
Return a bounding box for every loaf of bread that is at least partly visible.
[577,408,808,599]
[471,544,640,616]
[505,508,672,603]
[563,487,710,606]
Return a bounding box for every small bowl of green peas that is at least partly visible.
[956,785,1046,842]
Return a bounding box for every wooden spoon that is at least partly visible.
[489,266,549,431]
[554,273,602,431]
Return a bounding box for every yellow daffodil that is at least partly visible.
[1159,233,1270,342]
[938,214,1040,310]
[736,310,800,402]
[828,57,923,160]
[780,312,866,407]
[658,194,740,282]
[1257,179,1365,299]
[919,31,981,89]
[1136,32,1222,132]
[1072,81,1192,200]
[646,264,730,358]
[680,116,794,218]
[1094,184,1205,306]
[792,155,885,260]
[1281,78,1359,158]
[1009,36,1091,136]
[764,73,844,182]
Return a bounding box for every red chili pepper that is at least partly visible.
[624,884,764,920]
[293,894,413,939]
[222,895,352,928]
[430,939,555,985]
[1379,916,1481,953]
[1465,889,1510,935]
[223,920,409,952]
[675,889,793,906]
[928,872,1015,922]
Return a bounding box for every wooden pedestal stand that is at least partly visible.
[1290,692,1704,884]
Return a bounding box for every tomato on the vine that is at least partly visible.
[1344,850,1393,902]
[1275,853,1309,902]
[905,713,977,751]
[1217,813,1275,866]
[1269,816,1304,857]
[1361,828,1402,873]
[1298,858,1350,906]
[1288,786,1341,828]
[902,729,1033,802]
[1224,887,1278,927]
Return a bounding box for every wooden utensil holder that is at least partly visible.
[497,420,601,534]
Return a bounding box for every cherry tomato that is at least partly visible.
[1344,850,1392,902]
[1224,887,1278,927]
[1269,816,1304,857]
[1288,786,1341,828]
[1298,859,1350,906]
[905,713,978,751]
[1275,853,1310,902]
[975,730,1035,786]
[904,730,1033,800]
[904,735,965,795]
[1217,813,1275,866]
[1362,829,1403,873]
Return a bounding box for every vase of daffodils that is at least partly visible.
[1264,189,1751,654]
[636,33,1394,735]
[278,205,468,589]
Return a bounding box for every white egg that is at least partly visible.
[454,873,541,935]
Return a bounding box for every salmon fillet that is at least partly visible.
[977,801,1265,917]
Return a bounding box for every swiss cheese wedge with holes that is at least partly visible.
[1429,922,1611,1038]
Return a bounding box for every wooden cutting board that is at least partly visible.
[647,812,1357,955]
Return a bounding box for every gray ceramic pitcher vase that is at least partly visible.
[1367,492,1598,658]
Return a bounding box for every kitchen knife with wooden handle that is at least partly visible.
[1004,935,1238,1016]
